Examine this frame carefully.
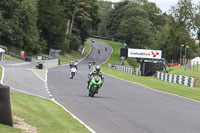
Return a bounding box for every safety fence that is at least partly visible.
[156,71,197,87]
[108,63,133,74]
[6,51,32,62]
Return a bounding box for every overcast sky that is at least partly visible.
[107,0,199,12]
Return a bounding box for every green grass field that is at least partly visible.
[0,124,21,133]
[169,65,200,79]
[93,38,200,101]
[60,42,90,65]
[90,38,129,66]
[5,54,23,61]
[11,93,90,133]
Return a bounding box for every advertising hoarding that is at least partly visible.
[128,48,162,59]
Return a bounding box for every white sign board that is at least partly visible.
[128,48,162,59]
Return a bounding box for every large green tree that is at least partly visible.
[61,0,100,50]
[116,17,156,49]
[0,0,41,54]
[95,0,112,36]
[0,0,23,50]
[37,0,66,52]
[19,0,40,54]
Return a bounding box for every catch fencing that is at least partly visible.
[108,63,133,74]
[157,71,196,87]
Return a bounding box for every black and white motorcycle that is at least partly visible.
[70,67,77,79]
[88,62,92,69]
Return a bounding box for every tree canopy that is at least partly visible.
[96,0,199,60]
[0,0,100,54]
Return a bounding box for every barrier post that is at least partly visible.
[0,84,13,126]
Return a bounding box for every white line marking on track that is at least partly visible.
[104,73,200,104]
[61,41,92,67]
[79,41,92,62]
[10,87,96,132]
[6,62,30,66]
[11,87,48,99]
[51,98,96,133]
[29,69,46,82]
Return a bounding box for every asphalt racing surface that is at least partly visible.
[48,40,200,133]
[1,61,49,98]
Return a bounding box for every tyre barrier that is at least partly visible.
[108,63,133,74]
[157,71,196,87]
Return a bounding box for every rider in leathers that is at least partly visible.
[87,65,104,91]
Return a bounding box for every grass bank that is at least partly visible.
[93,38,200,101]
[5,42,90,65]
[11,93,90,133]
[60,42,90,65]
[169,65,200,79]
[5,54,23,61]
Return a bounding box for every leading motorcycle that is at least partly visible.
[88,76,102,97]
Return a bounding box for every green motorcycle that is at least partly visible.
[88,76,102,97]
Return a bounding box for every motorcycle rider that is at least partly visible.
[87,65,104,91]
[69,60,78,72]
[92,58,96,65]
[69,61,74,68]
[88,61,92,69]
[74,59,79,71]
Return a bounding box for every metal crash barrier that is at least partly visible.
[108,63,133,74]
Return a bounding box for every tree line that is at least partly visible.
[95,0,200,60]
[0,0,99,55]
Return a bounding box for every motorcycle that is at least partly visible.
[91,39,94,43]
[88,76,102,97]
[70,67,77,79]
[98,49,100,54]
[93,60,96,65]
[105,47,107,51]
[88,62,92,69]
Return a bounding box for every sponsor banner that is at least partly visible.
[128,48,162,59]
[168,63,179,66]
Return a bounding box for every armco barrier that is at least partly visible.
[157,71,196,87]
[108,63,133,74]
[43,59,59,69]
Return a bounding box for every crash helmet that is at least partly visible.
[96,65,101,72]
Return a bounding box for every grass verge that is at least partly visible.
[11,93,90,133]
[0,124,21,133]
[5,54,23,61]
[31,69,47,81]
[93,38,200,101]
[169,65,200,79]
[60,42,90,65]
